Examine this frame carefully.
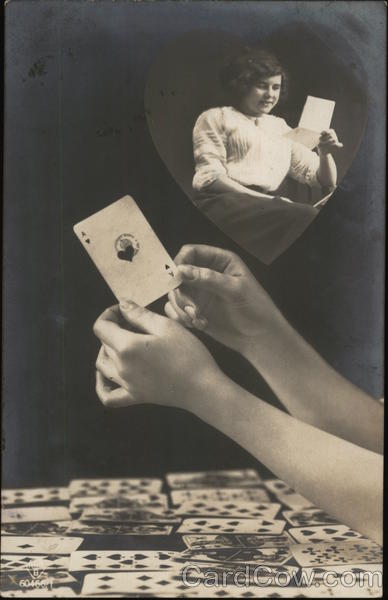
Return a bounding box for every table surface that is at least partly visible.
[0,470,383,598]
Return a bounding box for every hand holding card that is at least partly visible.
[93,302,225,409]
[74,195,181,307]
[283,95,337,149]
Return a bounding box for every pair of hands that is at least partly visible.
[94,245,283,410]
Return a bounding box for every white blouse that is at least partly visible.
[192,107,321,192]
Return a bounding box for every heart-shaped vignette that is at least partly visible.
[145,26,368,264]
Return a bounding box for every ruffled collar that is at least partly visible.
[229,106,268,127]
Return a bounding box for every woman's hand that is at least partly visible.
[318,129,343,155]
[93,301,224,410]
[164,244,285,356]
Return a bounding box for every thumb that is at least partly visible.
[177,264,237,297]
[119,300,166,335]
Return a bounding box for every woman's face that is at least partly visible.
[239,74,282,117]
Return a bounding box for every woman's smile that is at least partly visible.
[239,74,282,117]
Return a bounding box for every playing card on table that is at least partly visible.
[81,571,297,597]
[73,195,181,306]
[0,536,83,555]
[302,563,383,581]
[69,550,185,572]
[263,479,314,509]
[176,517,285,535]
[69,493,168,515]
[157,584,314,599]
[1,488,69,506]
[170,487,270,505]
[82,570,315,598]
[1,506,70,523]
[162,576,381,599]
[81,571,187,597]
[186,563,299,586]
[79,507,180,524]
[1,521,72,537]
[288,524,366,544]
[180,546,292,565]
[1,588,77,598]
[290,539,382,567]
[166,469,261,490]
[174,500,280,519]
[68,477,163,498]
[0,555,69,572]
[314,582,382,598]
[68,521,173,536]
[182,533,291,550]
[283,508,339,527]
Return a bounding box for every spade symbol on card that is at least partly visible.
[165,264,174,277]
[115,234,139,263]
[118,245,135,262]
[81,231,91,244]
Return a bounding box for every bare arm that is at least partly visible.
[206,175,275,201]
[93,302,383,545]
[317,150,337,188]
[195,374,383,546]
[316,129,342,188]
[242,314,384,454]
[166,245,383,454]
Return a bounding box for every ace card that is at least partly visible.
[73,195,181,306]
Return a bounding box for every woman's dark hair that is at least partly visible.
[220,47,288,105]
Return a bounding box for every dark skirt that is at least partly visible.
[193,190,318,265]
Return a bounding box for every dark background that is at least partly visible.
[3,1,385,487]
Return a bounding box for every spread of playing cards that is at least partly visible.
[0,471,382,597]
[73,196,181,306]
[3,3,384,600]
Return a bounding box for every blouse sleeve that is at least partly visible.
[289,141,321,187]
[192,108,228,191]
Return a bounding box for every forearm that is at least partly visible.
[193,373,383,545]
[241,315,383,454]
[317,151,337,188]
[207,175,274,200]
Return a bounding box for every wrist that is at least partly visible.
[318,147,331,157]
[190,367,235,421]
[241,310,294,367]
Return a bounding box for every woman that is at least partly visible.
[192,49,342,263]
[93,244,382,545]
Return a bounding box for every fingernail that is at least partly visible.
[193,317,207,330]
[120,299,137,310]
[184,305,197,319]
[179,265,197,280]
